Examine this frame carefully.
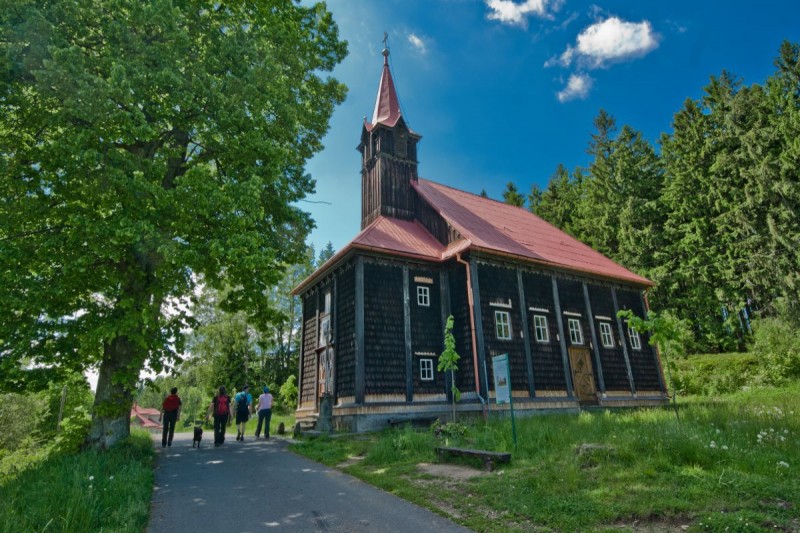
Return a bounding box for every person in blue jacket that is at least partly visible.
[234,384,254,441]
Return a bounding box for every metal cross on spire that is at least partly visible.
[382,32,388,49]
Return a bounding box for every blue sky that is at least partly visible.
[302,0,800,254]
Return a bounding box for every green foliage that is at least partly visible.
[671,353,760,396]
[280,375,299,412]
[0,429,155,532]
[0,393,35,452]
[0,373,94,478]
[54,407,92,454]
[291,384,800,532]
[0,0,347,446]
[438,315,461,421]
[748,318,800,385]
[527,42,800,353]
[431,420,468,439]
[501,181,526,207]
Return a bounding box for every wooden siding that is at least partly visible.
[447,263,476,393]
[363,261,406,396]
[556,279,601,387]
[300,293,318,407]
[477,263,530,394]
[588,284,630,391]
[521,271,567,391]
[360,125,419,229]
[410,267,445,395]
[336,263,356,398]
[617,289,664,392]
[413,191,454,246]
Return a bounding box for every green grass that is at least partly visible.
[290,383,800,532]
[0,429,156,533]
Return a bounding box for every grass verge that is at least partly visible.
[290,384,799,532]
[0,429,156,533]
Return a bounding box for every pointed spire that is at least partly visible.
[371,35,402,128]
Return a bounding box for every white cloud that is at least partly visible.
[485,0,559,28]
[407,33,427,55]
[557,73,593,102]
[557,17,659,68]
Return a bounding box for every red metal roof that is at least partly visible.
[371,49,402,129]
[353,216,444,259]
[413,179,652,286]
[293,178,651,294]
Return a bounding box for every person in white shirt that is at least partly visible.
[255,386,274,439]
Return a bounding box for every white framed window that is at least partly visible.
[567,318,584,345]
[495,310,512,340]
[417,286,430,307]
[599,322,614,348]
[628,327,642,350]
[420,358,434,381]
[533,315,549,343]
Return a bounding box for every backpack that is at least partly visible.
[235,393,249,415]
[214,394,229,416]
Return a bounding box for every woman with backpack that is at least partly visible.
[208,386,233,447]
[234,384,254,441]
[159,387,182,448]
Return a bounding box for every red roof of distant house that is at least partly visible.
[132,404,161,416]
[131,403,162,429]
[293,178,651,294]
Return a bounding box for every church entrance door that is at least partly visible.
[568,347,597,403]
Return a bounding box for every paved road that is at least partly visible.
[148,432,473,532]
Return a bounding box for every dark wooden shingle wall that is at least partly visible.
[522,272,567,391]
[477,263,529,392]
[588,284,630,390]
[617,289,663,391]
[363,261,406,395]
[336,265,356,398]
[447,264,476,393]
[300,292,318,406]
[410,268,445,395]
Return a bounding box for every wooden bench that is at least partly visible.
[435,446,511,471]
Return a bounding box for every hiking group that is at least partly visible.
[159,384,274,449]
[209,385,274,447]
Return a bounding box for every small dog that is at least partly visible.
[193,425,203,448]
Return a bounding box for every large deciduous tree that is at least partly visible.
[0,1,347,447]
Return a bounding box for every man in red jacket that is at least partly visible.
[160,387,182,448]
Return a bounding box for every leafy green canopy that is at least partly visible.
[0,0,346,435]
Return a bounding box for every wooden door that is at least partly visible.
[568,347,597,402]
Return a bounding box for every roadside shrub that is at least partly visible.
[55,406,92,454]
[671,353,759,395]
[279,375,298,412]
[749,317,800,386]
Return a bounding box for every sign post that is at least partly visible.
[492,354,517,447]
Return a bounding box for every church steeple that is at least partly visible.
[371,47,401,127]
[358,36,421,230]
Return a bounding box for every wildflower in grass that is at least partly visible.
[777,461,789,468]
[709,441,717,449]
[88,475,94,481]
[722,445,728,450]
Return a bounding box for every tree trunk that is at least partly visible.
[86,335,140,449]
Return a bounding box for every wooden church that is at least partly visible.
[293,45,667,431]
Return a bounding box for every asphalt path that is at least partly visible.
[148,431,473,533]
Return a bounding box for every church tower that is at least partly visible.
[357,43,421,230]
